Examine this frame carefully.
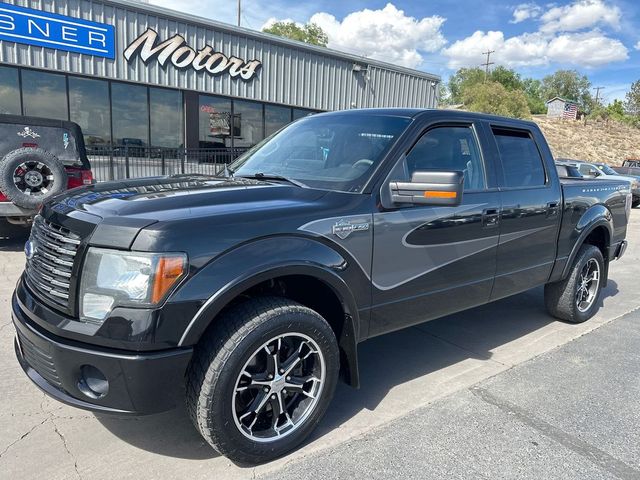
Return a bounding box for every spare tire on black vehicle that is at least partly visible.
[0,147,67,210]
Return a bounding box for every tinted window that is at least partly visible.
[0,66,21,114]
[265,105,291,137]
[199,95,231,148]
[556,165,568,177]
[112,83,148,146]
[493,128,546,187]
[233,114,410,192]
[150,88,182,148]
[233,100,264,148]
[405,126,486,190]
[69,77,110,146]
[22,70,68,120]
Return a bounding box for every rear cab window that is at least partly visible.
[492,127,547,188]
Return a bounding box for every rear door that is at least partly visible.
[369,121,501,336]
[485,123,563,300]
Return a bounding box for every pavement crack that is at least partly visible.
[0,418,49,459]
[471,386,640,480]
[51,418,82,480]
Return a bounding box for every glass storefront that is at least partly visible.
[112,83,148,146]
[0,66,318,150]
[150,88,183,148]
[265,104,291,137]
[22,70,68,121]
[69,77,111,146]
[198,95,232,148]
[0,66,20,115]
[233,100,264,148]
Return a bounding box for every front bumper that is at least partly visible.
[12,291,193,415]
[0,202,35,217]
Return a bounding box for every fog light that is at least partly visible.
[77,365,109,399]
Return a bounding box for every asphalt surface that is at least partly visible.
[0,211,639,480]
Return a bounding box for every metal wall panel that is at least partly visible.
[0,0,440,110]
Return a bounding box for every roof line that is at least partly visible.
[102,0,440,81]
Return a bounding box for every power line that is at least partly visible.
[481,50,495,82]
[593,86,605,105]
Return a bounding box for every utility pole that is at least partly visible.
[481,50,495,82]
[593,86,605,105]
[237,0,241,27]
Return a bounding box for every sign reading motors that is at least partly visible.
[0,2,115,58]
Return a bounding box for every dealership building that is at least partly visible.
[0,0,440,151]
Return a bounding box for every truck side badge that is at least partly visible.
[63,132,69,149]
[332,219,370,239]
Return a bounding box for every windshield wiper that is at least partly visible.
[238,172,307,188]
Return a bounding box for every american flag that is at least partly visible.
[562,102,578,119]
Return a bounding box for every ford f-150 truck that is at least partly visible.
[11,109,631,464]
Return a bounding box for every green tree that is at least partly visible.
[490,66,523,91]
[624,80,640,116]
[522,78,546,114]
[448,67,485,104]
[262,21,328,47]
[606,99,625,120]
[462,81,531,119]
[541,70,593,111]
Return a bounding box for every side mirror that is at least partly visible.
[389,170,464,206]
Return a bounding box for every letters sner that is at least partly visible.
[124,29,262,81]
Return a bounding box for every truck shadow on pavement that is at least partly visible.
[0,220,30,252]
[93,280,618,461]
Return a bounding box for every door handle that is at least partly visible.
[546,202,560,217]
[482,208,500,228]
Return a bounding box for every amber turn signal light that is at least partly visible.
[151,256,187,303]
[423,191,457,199]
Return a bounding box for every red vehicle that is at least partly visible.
[0,115,93,225]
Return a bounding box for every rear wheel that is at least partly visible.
[544,244,604,323]
[186,297,339,464]
[632,196,640,208]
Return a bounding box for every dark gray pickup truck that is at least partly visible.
[11,109,631,464]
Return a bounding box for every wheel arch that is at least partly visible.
[561,210,613,281]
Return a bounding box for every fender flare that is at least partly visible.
[175,237,363,387]
[561,205,613,280]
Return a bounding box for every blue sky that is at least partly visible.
[149,0,640,103]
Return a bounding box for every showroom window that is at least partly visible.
[0,66,21,115]
[69,77,111,146]
[265,104,292,137]
[199,95,232,148]
[293,108,315,120]
[111,82,148,146]
[233,100,264,148]
[22,70,68,120]
[150,88,183,148]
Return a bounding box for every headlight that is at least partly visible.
[79,248,187,323]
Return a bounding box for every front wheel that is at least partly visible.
[544,244,604,323]
[186,297,340,464]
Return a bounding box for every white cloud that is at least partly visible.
[306,3,446,69]
[539,0,621,33]
[635,41,640,50]
[511,3,542,23]
[442,29,627,69]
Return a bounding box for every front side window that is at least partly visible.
[404,126,486,191]
[493,128,546,188]
[22,70,68,121]
[232,113,411,192]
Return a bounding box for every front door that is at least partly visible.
[370,123,501,337]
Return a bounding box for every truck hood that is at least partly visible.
[46,175,330,251]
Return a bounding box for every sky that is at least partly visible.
[147,0,640,103]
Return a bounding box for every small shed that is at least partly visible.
[546,97,579,119]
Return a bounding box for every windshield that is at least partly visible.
[231,113,412,192]
[597,164,617,175]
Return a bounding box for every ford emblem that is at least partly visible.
[24,239,37,259]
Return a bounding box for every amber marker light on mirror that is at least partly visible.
[423,191,457,199]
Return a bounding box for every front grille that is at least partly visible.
[16,330,63,389]
[25,215,81,312]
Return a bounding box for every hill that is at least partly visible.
[533,116,640,165]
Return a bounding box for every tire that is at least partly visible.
[632,197,640,209]
[0,148,67,209]
[544,244,604,323]
[186,296,340,464]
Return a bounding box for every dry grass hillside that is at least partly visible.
[533,116,640,165]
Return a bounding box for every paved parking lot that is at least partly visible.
[1,211,638,480]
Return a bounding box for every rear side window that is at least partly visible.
[493,128,546,188]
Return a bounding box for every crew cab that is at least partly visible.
[0,115,93,225]
[11,110,631,464]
